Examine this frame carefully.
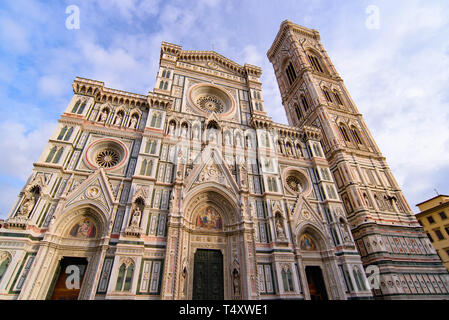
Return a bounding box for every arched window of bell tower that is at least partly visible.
[306,50,325,74]
[300,94,310,112]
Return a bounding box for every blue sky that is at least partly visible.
[0,0,449,218]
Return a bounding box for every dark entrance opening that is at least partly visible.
[48,257,88,300]
[305,266,328,300]
[192,249,224,300]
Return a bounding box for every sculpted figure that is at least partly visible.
[130,208,141,227]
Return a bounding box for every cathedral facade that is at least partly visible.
[0,20,447,300]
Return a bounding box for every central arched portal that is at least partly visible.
[179,187,245,300]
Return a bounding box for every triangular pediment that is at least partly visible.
[292,195,325,228]
[63,169,116,216]
[185,145,239,195]
[177,51,245,77]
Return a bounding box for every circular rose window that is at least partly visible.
[96,149,120,168]
[84,139,127,170]
[286,175,302,192]
[197,96,224,113]
[283,168,311,195]
[188,83,235,116]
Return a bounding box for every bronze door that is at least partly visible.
[49,257,88,300]
[192,249,224,300]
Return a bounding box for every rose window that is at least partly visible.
[283,168,311,195]
[196,96,224,113]
[85,139,127,170]
[188,84,235,116]
[96,149,120,168]
[286,176,302,192]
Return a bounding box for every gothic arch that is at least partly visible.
[296,223,331,252]
[183,186,240,227]
[49,204,108,239]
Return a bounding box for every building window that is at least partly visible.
[45,146,64,164]
[0,254,11,282]
[300,95,310,111]
[427,232,434,243]
[427,216,435,224]
[258,264,275,294]
[281,266,295,292]
[439,212,447,220]
[72,100,86,114]
[307,53,324,73]
[333,91,343,105]
[351,127,364,146]
[435,229,445,241]
[339,125,351,143]
[353,267,367,291]
[58,126,74,141]
[285,62,297,85]
[267,177,278,192]
[323,88,332,102]
[115,261,135,292]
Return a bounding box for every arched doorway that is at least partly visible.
[305,266,328,300]
[49,257,89,300]
[176,187,245,300]
[298,228,331,300]
[17,205,108,300]
[45,207,104,300]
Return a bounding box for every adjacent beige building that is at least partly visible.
[416,195,449,272]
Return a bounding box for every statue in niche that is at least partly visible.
[232,268,241,296]
[114,113,123,126]
[239,163,247,184]
[225,133,231,145]
[181,265,187,297]
[181,125,188,138]
[236,135,242,148]
[246,136,253,149]
[193,127,199,140]
[339,219,350,242]
[130,208,142,227]
[99,109,108,122]
[129,116,138,129]
[18,192,36,217]
[287,144,293,156]
[276,217,286,239]
[169,122,175,135]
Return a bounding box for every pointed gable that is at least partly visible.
[184,145,239,196]
[63,169,116,216]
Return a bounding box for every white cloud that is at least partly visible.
[0,121,56,179]
[0,16,30,54]
[38,75,66,97]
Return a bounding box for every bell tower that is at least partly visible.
[268,20,449,299]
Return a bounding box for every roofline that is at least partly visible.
[267,20,320,60]
[415,194,449,207]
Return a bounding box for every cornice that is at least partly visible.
[72,77,149,109]
[267,20,320,61]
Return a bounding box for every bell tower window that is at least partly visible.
[300,95,310,111]
[285,62,297,86]
[307,53,324,73]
